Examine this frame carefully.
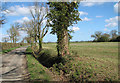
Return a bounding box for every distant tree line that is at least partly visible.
[91,30,120,42]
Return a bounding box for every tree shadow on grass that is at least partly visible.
[14,51,32,56]
[24,51,33,55]
[25,47,66,68]
[36,49,66,68]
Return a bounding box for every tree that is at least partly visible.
[22,2,49,52]
[91,31,102,41]
[109,30,118,42]
[47,2,81,56]
[116,36,120,42]
[110,30,118,39]
[91,30,119,42]
[23,37,31,43]
[22,21,34,47]
[2,37,9,42]
[0,2,8,26]
[30,2,49,52]
[7,23,20,43]
[97,33,110,42]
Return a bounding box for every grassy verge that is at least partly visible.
[26,46,51,81]
[1,46,21,54]
[1,42,29,54]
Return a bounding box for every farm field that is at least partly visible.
[41,42,118,81]
[1,42,119,81]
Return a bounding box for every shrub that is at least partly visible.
[2,42,28,53]
[97,36,110,42]
[110,36,120,42]
[2,42,28,50]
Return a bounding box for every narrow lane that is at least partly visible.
[0,46,30,82]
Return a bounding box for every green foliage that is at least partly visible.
[110,36,120,42]
[91,31,102,40]
[26,46,32,52]
[47,2,81,34]
[2,47,19,53]
[47,2,81,56]
[110,30,117,39]
[97,34,110,42]
[91,30,119,42]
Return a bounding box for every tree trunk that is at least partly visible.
[57,34,61,56]
[38,38,42,52]
[34,35,37,46]
[34,26,37,46]
[57,30,69,56]
[64,30,69,54]
[30,36,33,48]
[62,30,69,56]
[13,37,14,43]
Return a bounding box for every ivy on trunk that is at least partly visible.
[47,2,81,56]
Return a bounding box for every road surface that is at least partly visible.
[0,46,30,82]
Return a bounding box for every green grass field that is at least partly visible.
[42,42,118,81]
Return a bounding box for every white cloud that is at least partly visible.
[4,5,31,16]
[42,19,47,25]
[0,33,9,38]
[105,16,120,28]
[22,17,30,21]
[0,32,9,42]
[96,16,103,18]
[81,2,104,7]
[19,30,28,38]
[114,2,120,13]
[3,5,46,16]
[82,17,91,21]
[79,11,88,16]
[81,0,119,7]
[105,22,117,28]
[72,27,80,31]
[15,17,30,23]
[81,0,119,2]
[105,16,118,23]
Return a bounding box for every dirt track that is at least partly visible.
[0,46,30,82]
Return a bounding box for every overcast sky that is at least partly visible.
[0,1,119,42]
